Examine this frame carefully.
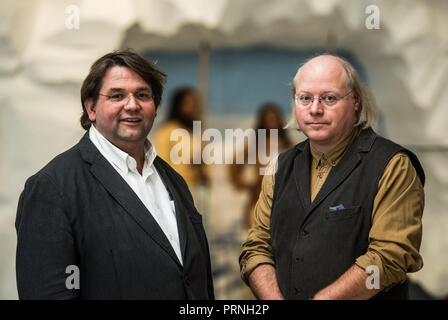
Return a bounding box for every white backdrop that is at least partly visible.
[1,0,447,298]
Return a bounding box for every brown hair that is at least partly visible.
[80,49,167,130]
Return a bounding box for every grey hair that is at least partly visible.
[285,54,377,130]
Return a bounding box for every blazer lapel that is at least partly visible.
[154,158,188,262]
[77,134,182,267]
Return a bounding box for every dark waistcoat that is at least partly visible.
[270,128,425,300]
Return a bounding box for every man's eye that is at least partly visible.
[324,95,337,102]
[111,94,124,100]
[137,92,151,100]
[300,96,312,102]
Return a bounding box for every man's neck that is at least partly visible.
[310,138,345,155]
[89,125,148,175]
[102,130,146,172]
[118,143,145,174]
[310,127,360,155]
[310,143,334,155]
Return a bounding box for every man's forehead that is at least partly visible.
[296,56,348,91]
[101,66,151,89]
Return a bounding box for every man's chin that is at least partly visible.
[303,129,329,141]
[116,129,149,143]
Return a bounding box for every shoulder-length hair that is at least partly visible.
[286,54,377,130]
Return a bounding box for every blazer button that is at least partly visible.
[184,276,191,286]
[301,230,309,238]
[294,287,302,295]
[295,257,304,263]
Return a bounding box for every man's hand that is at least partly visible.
[312,264,382,300]
[248,264,284,300]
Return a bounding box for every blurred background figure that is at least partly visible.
[154,87,210,225]
[228,102,294,300]
[229,103,293,230]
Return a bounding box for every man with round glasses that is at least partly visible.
[15,50,214,299]
[240,54,425,300]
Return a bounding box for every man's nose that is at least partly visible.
[124,94,140,111]
[309,97,324,115]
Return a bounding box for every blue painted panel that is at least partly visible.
[144,47,368,117]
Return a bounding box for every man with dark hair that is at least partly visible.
[15,49,214,299]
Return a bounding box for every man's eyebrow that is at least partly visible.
[105,87,152,93]
[106,88,125,93]
[297,90,340,95]
[134,86,152,92]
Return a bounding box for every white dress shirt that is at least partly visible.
[89,125,183,265]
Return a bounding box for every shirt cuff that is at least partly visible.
[240,254,276,286]
[355,251,407,290]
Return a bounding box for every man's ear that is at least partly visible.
[353,93,360,111]
[85,99,96,122]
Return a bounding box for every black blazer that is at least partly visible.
[15,133,214,299]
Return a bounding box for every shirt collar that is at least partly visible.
[142,140,157,178]
[310,126,361,168]
[89,125,157,176]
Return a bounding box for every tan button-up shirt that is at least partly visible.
[239,127,424,289]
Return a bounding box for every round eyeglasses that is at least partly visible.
[99,91,154,104]
[295,89,353,108]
